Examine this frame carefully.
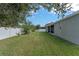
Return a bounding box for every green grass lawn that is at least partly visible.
[0,32,79,56]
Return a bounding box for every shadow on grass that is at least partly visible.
[42,32,78,46]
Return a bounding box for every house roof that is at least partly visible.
[54,10,79,24]
[45,22,54,26]
[46,10,79,26]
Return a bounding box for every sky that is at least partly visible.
[27,7,58,26]
[27,3,79,27]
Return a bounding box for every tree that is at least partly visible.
[41,3,72,18]
[35,25,40,29]
[20,20,36,34]
[0,3,72,27]
[0,3,40,27]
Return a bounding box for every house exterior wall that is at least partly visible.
[45,26,48,32]
[54,14,79,44]
[45,26,50,32]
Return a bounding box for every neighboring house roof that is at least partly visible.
[46,10,79,26]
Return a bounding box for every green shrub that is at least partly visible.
[19,23,36,34]
[21,25,29,34]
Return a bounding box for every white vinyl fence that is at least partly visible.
[0,27,22,40]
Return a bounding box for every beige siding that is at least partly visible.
[54,14,79,44]
[54,22,61,37]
